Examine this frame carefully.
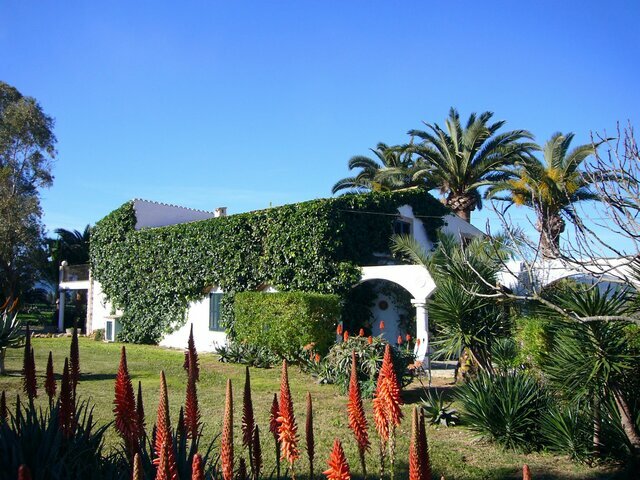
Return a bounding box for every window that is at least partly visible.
[209,292,224,331]
[393,218,412,235]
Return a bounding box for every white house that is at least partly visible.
[59,197,484,358]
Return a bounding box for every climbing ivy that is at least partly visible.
[90,189,447,343]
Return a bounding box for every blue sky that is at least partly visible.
[2,1,639,246]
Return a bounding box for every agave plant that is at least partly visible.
[0,299,22,375]
[0,395,109,479]
[420,390,459,427]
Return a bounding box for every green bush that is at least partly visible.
[514,316,551,371]
[234,291,341,360]
[540,403,591,462]
[302,335,415,398]
[456,371,548,451]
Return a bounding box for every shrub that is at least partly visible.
[215,340,279,368]
[0,397,109,479]
[92,328,105,342]
[303,335,414,398]
[514,316,551,371]
[234,292,340,360]
[456,371,547,451]
[420,390,459,427]
[540,404,591,462]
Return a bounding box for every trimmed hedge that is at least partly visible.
[90,189,447,343]
[234,292,340,359]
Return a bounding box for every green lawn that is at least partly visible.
[0,337,624,479]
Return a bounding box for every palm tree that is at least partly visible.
[541,284,640,457]
[331,142,429,194]
[53,225,91,265]
[408,108,535,223]
[391,233,512,373]
[487,133,598,258]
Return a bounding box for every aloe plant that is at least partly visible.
[0,299,23,375]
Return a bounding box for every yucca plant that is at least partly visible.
[540,404,591,462]
[0,299,22,375]
[456,371,547,451]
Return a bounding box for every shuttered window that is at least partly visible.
[209,292,224,331]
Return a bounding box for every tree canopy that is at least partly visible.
[0,81,56,300]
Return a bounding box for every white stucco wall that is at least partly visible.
[441,213,485,239]
[159,292,227,352]
[87,280,118,333]
[133,199,216,230]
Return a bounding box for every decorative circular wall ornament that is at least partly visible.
[378,300,389,310]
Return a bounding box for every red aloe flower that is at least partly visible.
[114,346,140,457]
[397,336,403,345]
[132,453,143,480]
[343,331,349,342]
[58,357,75,438]
[0,390,7,423]
[185,358,201,440]
[358,328,364,337]
[238,458,248,480]
[277,360,299,468]
[269,393,280,441]
[306,392,315,480]
[241,366,255,449]
[251,425,262,480]
[405,334,412,342]
[155,440,172,480]
[221,379,234,480]
[70,326,80,394]
[183,324,200,381]
[367,336,373,345]
[409,406,431,480]
[314,353,321,363]
[269,393,281,479]
[22,326,37,399]
[323,438,350,480]
[137,380,146,432]
[416,339,421,347]
[191,453,204,480]
[45,351,56,405]
[379,321,385,331]
[522,465,531,480]
[154,371,178,479]
[347,352,369,475]
[336,324,343,336]
[379,344,403,426]
[18,465,32,480]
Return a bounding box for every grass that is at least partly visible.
[0,337,627,479]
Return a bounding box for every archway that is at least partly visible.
[356,265,437,362]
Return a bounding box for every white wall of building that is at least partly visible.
[159,294,227,352]
[87,280,115,333]
[133,199,216,230]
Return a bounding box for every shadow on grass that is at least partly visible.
[402,382,458,405]
[78,373,117,382]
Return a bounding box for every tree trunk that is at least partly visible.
[611,384,640,456]
[593,393,602,457]
[445,193,476,224]
[536,212,565,259]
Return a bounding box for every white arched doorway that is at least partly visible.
[357,265,437,362]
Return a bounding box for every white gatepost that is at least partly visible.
[58,261,67,332]
[411,300,429,363]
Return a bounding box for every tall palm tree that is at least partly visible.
[408,108,535,223]
[486,132,598,258]
[331,142,428,194]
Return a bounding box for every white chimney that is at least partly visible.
[214,207,227,218]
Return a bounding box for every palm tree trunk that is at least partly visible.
[593,393,601,457]
[536,213,565,259]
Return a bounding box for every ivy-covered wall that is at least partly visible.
[90,189,447,343]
